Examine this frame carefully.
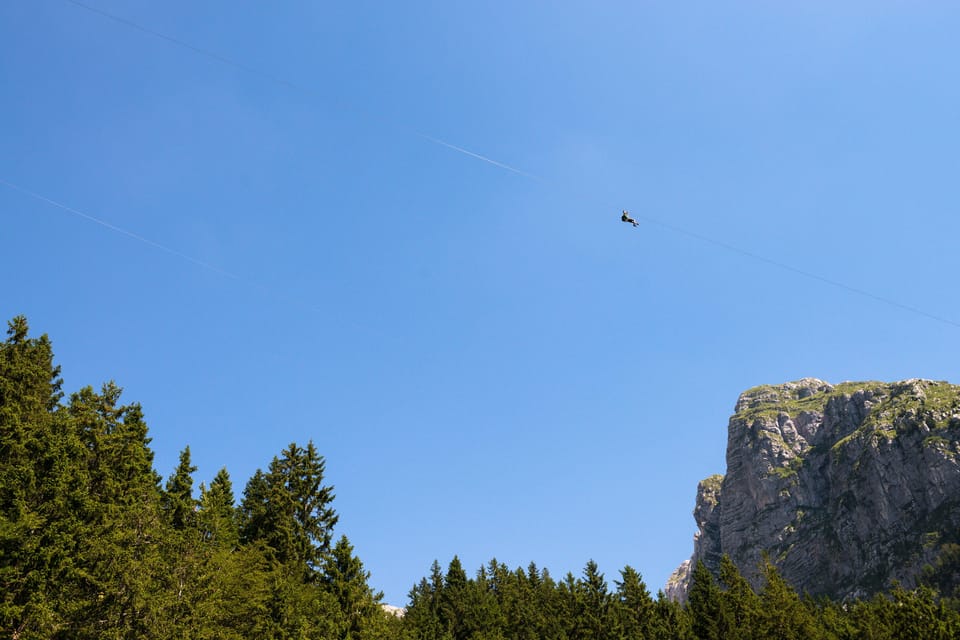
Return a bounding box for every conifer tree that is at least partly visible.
[888,585,959,640]
[61,383,166,638]
[717,555,760,640]
[321,534,384,639]
[439,555,468,639]
[239,441,338,575]
[756,559,816,640]
[575,560,615,640]
[462,565,505,640]
[519,561,555,639]
[405,562,448,640]
[0,316,67,638]
[506,565,539,639]
[614,565,655,639]
[651,591,692,640]
[556,571,580,638]
[813,596,857,640]
[533,566,565,640]
[198,467,239,549]
[164,446,198,530]
[687,560,721,640]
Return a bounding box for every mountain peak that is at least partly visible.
[668,378,960,601]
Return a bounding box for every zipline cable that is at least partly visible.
[8,0,957,330]
[0,178,240,281]
[0,178,330,315]
[630,212,960,329]
[62,0,541,182]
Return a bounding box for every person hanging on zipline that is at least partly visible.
[621,210,638,227]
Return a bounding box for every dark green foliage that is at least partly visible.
[240,441,338,574]
[198,467,239,549]
[0,316,67,637]
[403,558,692,640]
[400,555,960,640]
[439,556,469,639]
[574,560,615,639]
[614,565,655,639]
[651,591,692,640]
[321,535,385,639]
[757,559,817,640]
[923,542,960,599]
[717,555,760,640]
[164,446,198,530]
[687,560,722,640]
[0,316,387,639]
[887,585,959,640]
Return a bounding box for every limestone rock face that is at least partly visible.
[667,378,960,601]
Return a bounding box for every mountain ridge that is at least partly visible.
[667,378,960,600]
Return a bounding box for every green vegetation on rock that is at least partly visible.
[737,380,885,423]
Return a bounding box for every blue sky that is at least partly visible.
[3,1,959,605]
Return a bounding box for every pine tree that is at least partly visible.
[687,561,721,640]
[717,555,760,640]
[438,555,468,639]
[200,542,275,639]
[405,567,445,640]
[198,467,239,549]
[533,566,565,640]
[575,560,615,640]
[461,565,504,640]
[0,316,68,638]
[239,441,338,575]
[756,559,817,640]
[888,585,959,640]
[651,591,692,640]
[238,441,343,636]
[614,565,655,639]
[556,571,580,638]
[505,565,538,640]
[813,596,857,640]
[164,446,198,530]
[61,383,166,638]
[321,534,384,639]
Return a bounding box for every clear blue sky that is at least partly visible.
[3,1,959,605]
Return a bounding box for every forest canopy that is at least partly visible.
[0,316,391,639]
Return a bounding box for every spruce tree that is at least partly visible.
[651,591,692,640]
[439,555,468,639]
[198,467,239,548]
[888,585,959,640]
[462,565,504,640]
[321,534,384,639]
[575,560,615,640]
[614,565,655,639]
[756,559,816,640]
[0,316,67,638]
[61,383,166,638]
[687,560,721,640]
[239,441,338,575]
[405,575,444,640]
[717,555,760,640]
[238,441,343,636]
[164,446,198,530]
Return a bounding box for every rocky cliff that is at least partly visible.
[666,378,960,601]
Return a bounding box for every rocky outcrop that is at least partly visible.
[667,378,960,601]
[380,604,405,618]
